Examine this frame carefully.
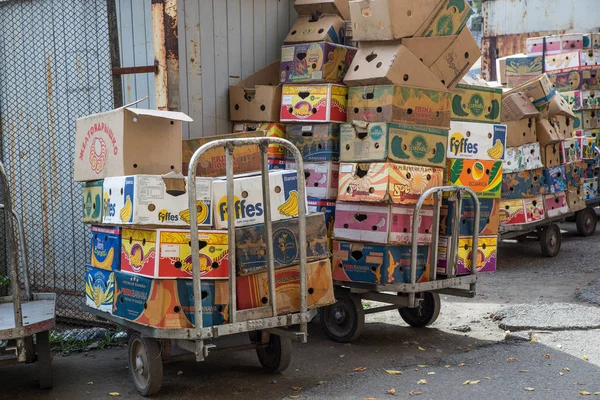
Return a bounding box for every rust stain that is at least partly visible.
[152,0,180,111]
[46,56,59,205]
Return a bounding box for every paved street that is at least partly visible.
[1,222,599,399]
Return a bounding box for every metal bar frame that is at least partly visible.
[0,204,30,300]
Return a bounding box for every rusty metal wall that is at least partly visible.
[0,0,114,321]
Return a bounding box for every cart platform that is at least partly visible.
[0,294,56,340]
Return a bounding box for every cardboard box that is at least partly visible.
[542,166,568,194]
[544,192,569,218]
[91,226,121,271]
[284,14,346,44]
[544,51,581,73]
[332,240,430,284]
[581,67,600,90]
[541,143,562,169]
[536,119,562,145]
[120,228,228,279]
[526,36,562,56]
[333,202,433,244]
[565,161,584,188]
[507,75,555,112]
[348,0,444,41]
[182,131,264,178]
[451,84,503,124]
[285,124,340,162]
[584,162,599,179]
[447,121,507,161]
[437,236,497,275]
[561,33,584,52]
[505,56,543,76]
[294,0,351,20]
[288,161,338,199]
[503,142,543,173]
[308,198,336,239]
[549,70,583,92]
[447,159,503,199]
[212,170,301,229]
[507,75,536,89]
[419,0,472,37]
[235,213,328,276]
[501,92,539,123]
[505,118,538,147]
[74,107,190,182]
[114,271,229,328]
[547,96,576,121]
[343,42,447,90]
[580,50,600,66]
[499,196,545,226]
[582,90,600,109]
[340,122,448,167]
[346,85,451,127]
[562,91,582,111]
[582,111,600,129]
[229,62,281,122]
[501,169,545,199]
[82,180,104,223]
[567,186,586,212]
[582,137,597,160]
[440,198,499,236]
[337,162,444,205]
[560,138,583,164]
[280,42,356,84]
[103,174,212,226]
[85,265,115,313]
[232,122,287,162]
[280,84,348,123]
[584,177,599,199]
[584,33,600,50]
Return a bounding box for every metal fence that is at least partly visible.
[0,0,115,326]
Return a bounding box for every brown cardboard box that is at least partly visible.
[496,56,508,85]
[554,115,574,139]
[566,186,586,212]
[537,119,562,145]
[294,0,351,20]
[541,143,561,168]
[545,94,576,119]
[349,0,444,41]
[505,117,537,147]
[343,42,447,90]
[229,62,281,122]
[284,14,346,44]
[501,92,539,122]
[74,107,191,182]
[507,74,555,112]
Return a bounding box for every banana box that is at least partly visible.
[419,0,473,37]
[549,70,583,92]
[561,33,584,52]
[580,50,600,66]
[501,169,545,199]
[542,166,568,194]
[286,162,339,200]
[333,202,433,245]
[346,85,451,128]
[279,42,356,84]
[90,225,121,271]
[285,124,340,162]
[584,177,599,199]
[103,174,212,227]
[437,236,497,275]
[582,90,600,110]
[541,143,561,169]
[85,265,115,313]
[503,143,543,173]
[544,192,569,218]
[280,84,348,123]
[505,56,543,77]
[499,196,545,226]
[234,213,329,276]
[236,259,335,314]
[447,121,507,161]
[120,228,228,279]
[508,74,555,112]
[450,84,502,124]
[584,33,600,50]
[505,118,537,148]
[113,271,229,328]
[212,170,301,229]
[232,122,287,161]
[567,186,586,212]
[544,51,581,73]
[307,197,336,239]
[295,0,351,20]
[447,159,503,199]
[82,180,104,223]
[582,137,597,160]
[284,14,346,45]
[584,162,599,179]
[565,161,585,188]
[560,138,583,164]
[440,198,499,236]
[340,122,448,167]
[526,36,562,56]
[562,91,582,111]
[582,111,600,129]
[332,240,430,285]
[337,162,444,205]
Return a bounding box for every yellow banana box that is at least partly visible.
[102,174,212,227]
[447,121,507,161]
[120,228,229,279]
[451,84,503,124]
[90,225,121,271]
[85,265,115,313]
[437,236,497,275]
[82,180,104,223]
[447,159,503,199]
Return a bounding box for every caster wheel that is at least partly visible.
[36,330,53,389]
[256,333,292,373]
[399,292,441,328]
[540,224,561,257]
[319,289,364,343]
[576,207,597,236]
[128,332,163,396]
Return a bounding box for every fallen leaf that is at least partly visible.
[524,387,535,392]
[87,382,93,386]
[428,372,436,375]
[506,357,518,362]
[463,380,480,385]
[292,386,302,391]
[583,355,589,361]
[457,363,465,367]
[177,371,184,376]
[544,354,552,359]
[385,388,398,396]
[417,379,427,385]
[520,370,530,373]
[593,392,600,395]
[564,368,571,372]
[417,364,428,368]
[363,398,377,400]
[409,392,422,396]
[559,372,564,376]
[485,377,492,380]
[531,338,537,343]
[445,365,452,368]
[354,367,367,372]
[580,391,592,396]
[108,394,120,397]
[418,346,425,351]
[457,346,463,350]
[385,370,402,375]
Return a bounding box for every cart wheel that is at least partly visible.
[399,292,441,328]
[128,332,163,396]
[539,224,561,257]
[36,330,53,389]
[576,207,597,236]
[256,333,292,373]
[319,289,364,343]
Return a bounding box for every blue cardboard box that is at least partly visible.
[308,197,336,236]
[90,225,121,271]
[542,166,568,194]
[440,198,499,236]
[502,169,546,199]
[85,265,115,313]
[286,124,340,162]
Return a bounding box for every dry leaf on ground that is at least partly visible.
[409,391,422,396]
[457,363,465,367]
[292,386,302,391]
[385,370,402,375]
[506,357,518,362]
[524,388,535,392]
[87,382,93,385]
[354,367,367,372]
[583,355,589,361]
[108,393,120,397]
[417,379,427,385]
[463,380,480,385]
[418,346,425,351]
[385,388,398,396]
[580,391,592,396]
[544,354,552,359]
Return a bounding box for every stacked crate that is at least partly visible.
[440,83,506,275]
[325,0,481,285]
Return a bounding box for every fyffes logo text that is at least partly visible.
[449,133,479,156]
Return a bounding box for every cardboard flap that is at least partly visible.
[537,119,561,145]
[236,61,281,88]
[284,14,345,44]
[161,172,187,196]
[429,28,481,90]
[547,94,576,119]
[126,108,193,122]
[501,92,539,122]
[402,36,455,67]
[294,0,351,20]
[507,74,555,110]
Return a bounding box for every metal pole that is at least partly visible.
[467,189,480,292]
[410,192,426,308]
[450,191,463,278]
[259,145,277,317]
[429,191,442,282]
[225,144,238,323]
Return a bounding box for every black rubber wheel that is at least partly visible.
[399,292,441,328]
[36,330,53,389]
[539,224,561,257]
[576,207,597,236]
[128,332,163,397]
[319,289,364,343]
[256,333,292,373]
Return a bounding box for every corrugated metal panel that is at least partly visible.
[179,0,297,139]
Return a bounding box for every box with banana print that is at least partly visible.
[82,180,104,223]
[446,121,507,161]
[85,265,115,313]
[102,174,213,227]
[90,225,121,271]
[450,84,503,124]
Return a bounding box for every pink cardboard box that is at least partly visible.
[287,161,339,200]
[544,192,569,218]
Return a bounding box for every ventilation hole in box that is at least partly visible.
[291,30,297,35]
[260,105,265,111]
[261,297,268,304]
[376,62,382,68]
[467,168,472,174]
[406,172,412,179]
[366,53,377,62]
[174,261,182,269]
[407,108,413,115]
[343,223,349,228]
[354,107,359,114]
[345,144,350,150]
[403,74,409,81]
[312,108,317,114]
[369,187,375,193]
[174,306,181,313]
[351,250,363,260]
[354,65,359,71]
[234,104,239,110]
[374,143,380,149]
[311,63,317,69]
[274,186,281,193]
[376,106,382,113]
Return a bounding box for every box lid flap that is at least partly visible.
[126,108,193,122]
[235,61,281,88]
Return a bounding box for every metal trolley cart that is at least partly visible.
[85,138,314,396]
[571,147,600,237]
[320,186,480,343]
[0,161,56,388]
